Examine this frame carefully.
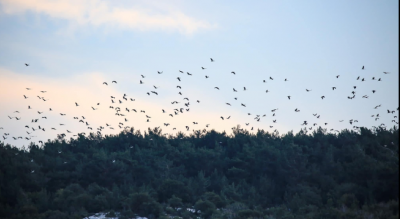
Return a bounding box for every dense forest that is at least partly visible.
[0,126,398,219]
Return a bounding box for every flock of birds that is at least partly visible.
[0,60,399,148]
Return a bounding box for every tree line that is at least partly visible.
[0,126,398,219]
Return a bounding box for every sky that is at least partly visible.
[0,0,398,148]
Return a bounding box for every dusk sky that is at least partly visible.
[0,0,398,148]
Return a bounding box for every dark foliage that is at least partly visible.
[0,126,398,219]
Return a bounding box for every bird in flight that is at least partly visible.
[201,67,206,70]
[231,71,236,75]
[112,81,117,83]
[287,96,291,100]
[103,82,108,85]
[321,96,325,99]
[25,63,29,66]
[362,66,365,70]
[177,77,181,81]
[383,72,390,74]
[158,71,163,74]
[336,75,340,78]
[214,87,219,90]
[210,58,214,62]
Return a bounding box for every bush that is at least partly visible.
[237,209,263,219]
[130,192,162,217]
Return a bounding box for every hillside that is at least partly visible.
[0,126,398,219]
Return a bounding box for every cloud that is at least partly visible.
[0,0,216,35]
